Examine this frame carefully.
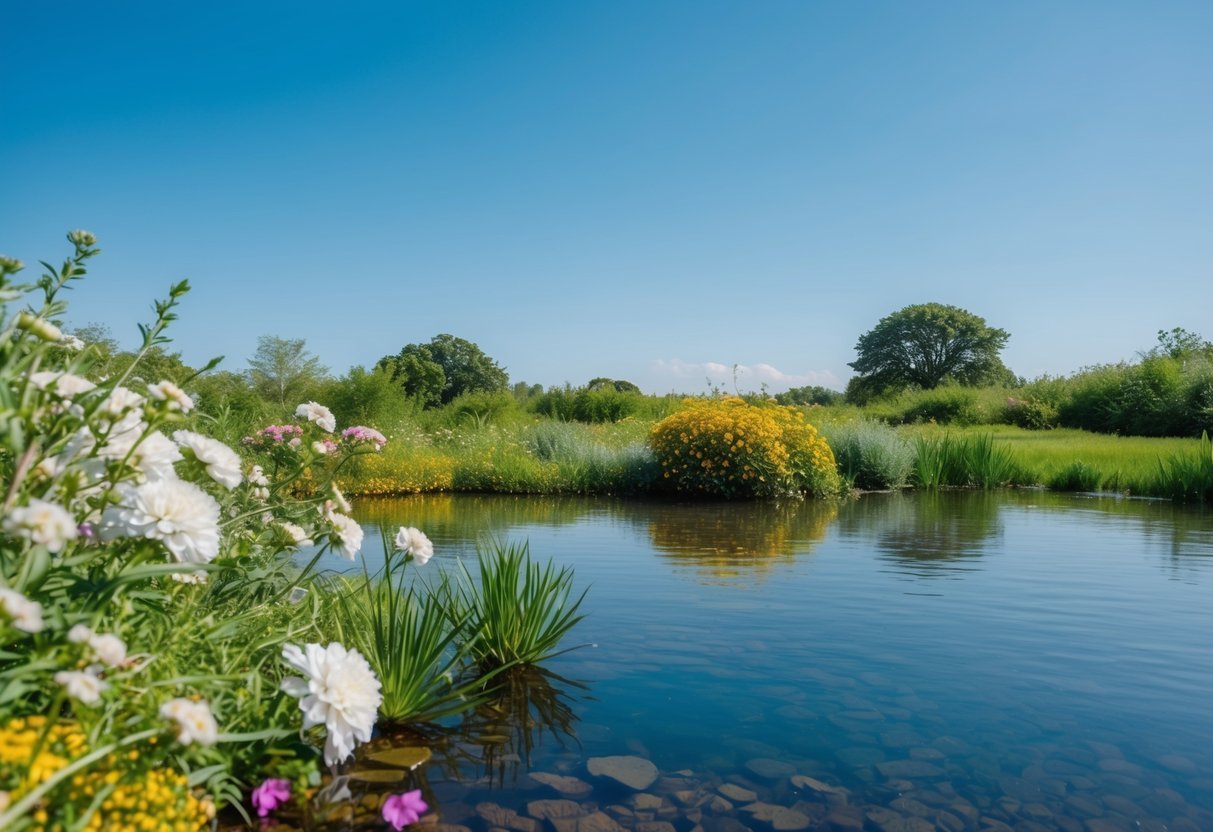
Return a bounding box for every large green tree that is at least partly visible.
[849,303,1010,395]
[378,334,508,407]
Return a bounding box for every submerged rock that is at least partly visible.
[740,802,811,831]
[744,758,796,780]
[530,772,594,798]
[588,756,660,790]
[874,760,945,780]
[718,784,758,803]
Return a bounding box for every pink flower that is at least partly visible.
[251,778,291,817]
[382,790,428,830]
[342,426,388,449]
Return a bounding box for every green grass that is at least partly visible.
[897,423,1203,495]
[337,410,1212,504]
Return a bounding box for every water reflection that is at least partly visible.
[643,499,837,580]
[837,492,1003,576]
[456,666,587,786]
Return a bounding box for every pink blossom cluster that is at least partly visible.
[342,425,388,449]
[242,424,305,446]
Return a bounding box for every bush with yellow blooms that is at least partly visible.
[649,397,841,498]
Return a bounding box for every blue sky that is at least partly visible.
[2,1,1210,393]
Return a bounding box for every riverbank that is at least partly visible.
[335,417,1213,504]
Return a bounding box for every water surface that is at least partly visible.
[344,492,1213,832]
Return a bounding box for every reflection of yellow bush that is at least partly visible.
[649,398,841,498]
[338,447,455,496]
[648,500,837,564]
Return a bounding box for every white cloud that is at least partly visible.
[650,359,843,393]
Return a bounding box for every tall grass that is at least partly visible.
[1154,432,1213,503]
[912,434,1024,489]
[445,540,588,670]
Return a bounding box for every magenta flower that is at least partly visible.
[382,789,428,830]
[251,778,292,818]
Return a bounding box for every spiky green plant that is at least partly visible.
[445,540,588,670]
[330,533,497,723]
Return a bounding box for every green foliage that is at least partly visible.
[865,385,1006,427]
[849,302,1011,396]
[442,390,526,428]
[379,334,509,407]
[1001,396,1058,430]
[247,334,328,412]
[587,377,641,393]
[1054,355,1212,437]
[775,385,843,407]
[321,365,414,430]
[819,419,914,490]
[445,541,587,670]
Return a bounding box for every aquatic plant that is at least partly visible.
[330,532,496,723]
[649,397,841,498]
[445,540,587,670]
[912,433,1023,489]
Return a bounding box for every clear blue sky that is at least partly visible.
[3,1,1210,393]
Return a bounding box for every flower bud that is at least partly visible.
[17,312,63,342]
[67,229,97,247]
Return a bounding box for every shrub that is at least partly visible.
[648,397,841,498]
[1001,396,1058,430]
[819,419,914,490]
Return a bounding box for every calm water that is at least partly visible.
[342,492,1213,832]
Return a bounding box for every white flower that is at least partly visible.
[131,431,182,481]
[95,412,148,461]
[171,570,208,585]
[279,522,313,548]
[280,642,382,766]
[0,588,44,634]
[60,334,85,351]
[295,401,336,432]
[100,479,221,564]
[393,527,433,565]
[89,633,128,668]
[311,440,330,455]
[160,698,219,746]
[55,667,107,704]
[248,465,270,500]
[172,430,242,489]
[99,386,145,419]
[327,512,363,560]
[29,371,96,398]
[3,498,78,553]
[68,624,94,644]
[327,486,352,515]
[148,380,194,413]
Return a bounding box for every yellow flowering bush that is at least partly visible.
[0,718,213,832]
[339,446,456,495]
[649,397,841,498]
